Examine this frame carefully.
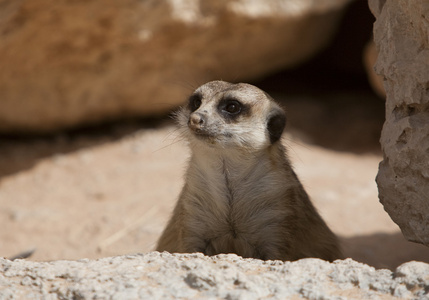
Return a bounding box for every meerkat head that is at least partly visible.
[176,80,286,151]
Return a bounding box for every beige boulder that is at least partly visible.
[364,40,385,98]
[372,0,429,246]
[0,0,351,133]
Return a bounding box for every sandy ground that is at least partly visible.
[1,91,428,271]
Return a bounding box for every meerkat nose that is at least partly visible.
[188,112,205,130]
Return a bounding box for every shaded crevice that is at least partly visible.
[393,104,418,121]
[393,103,429,122]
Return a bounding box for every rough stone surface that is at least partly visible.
[0,0,350,133]
[372,0,429,246]
[1,252,428,299]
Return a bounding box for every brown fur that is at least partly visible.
[156,81,342,261]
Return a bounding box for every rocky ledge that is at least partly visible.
[1,252,428,299]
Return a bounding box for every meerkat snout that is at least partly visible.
[188,112,205,132]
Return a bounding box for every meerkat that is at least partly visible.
[156,80,342,262]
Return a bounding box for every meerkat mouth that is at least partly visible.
[190,129,235,147]
[191,128,233,139]
[190,128,214,139]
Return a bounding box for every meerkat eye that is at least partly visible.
[188,94,202,112]
[223,100,242,115]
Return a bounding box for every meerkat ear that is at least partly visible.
[267,107,286,144]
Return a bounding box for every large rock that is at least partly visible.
[372,0,429,246]
[0,0,351,133]
[1,252,428,299]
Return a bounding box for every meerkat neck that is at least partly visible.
[188,143,287,184]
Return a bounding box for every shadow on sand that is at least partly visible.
[341,232,429,270]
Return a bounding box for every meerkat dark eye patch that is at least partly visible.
[188,93,202,112]
[224,100,241,114]
[267,110,286,144]
[218,97,249,121]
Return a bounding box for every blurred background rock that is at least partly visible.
[0,0,382,134]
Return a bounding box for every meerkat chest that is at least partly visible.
[184,161,288,257]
